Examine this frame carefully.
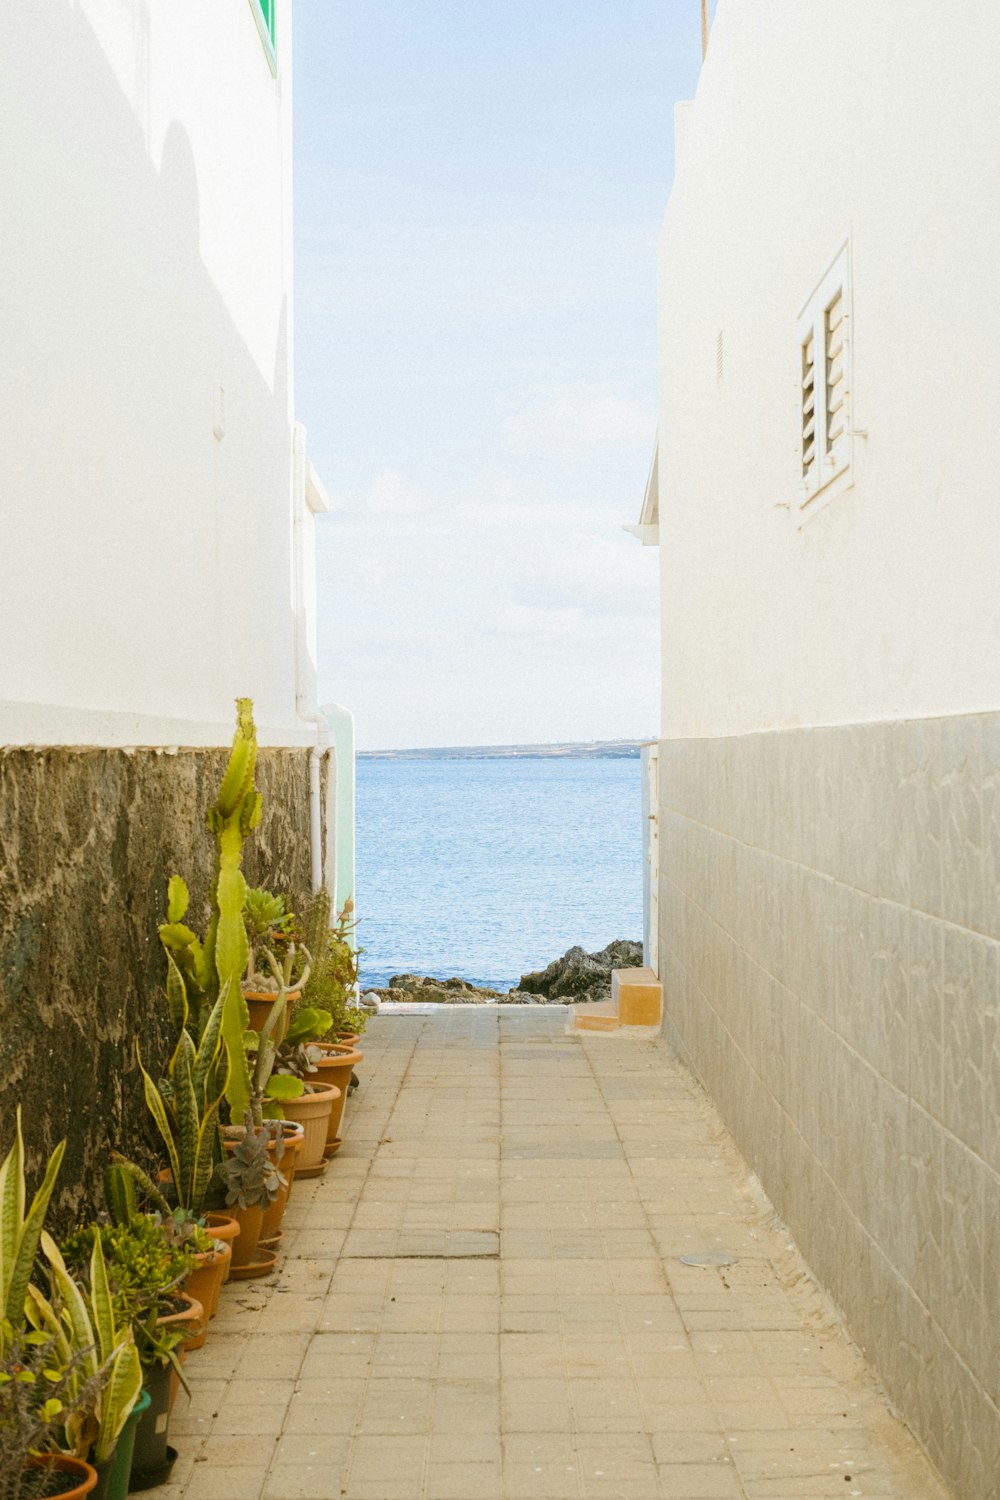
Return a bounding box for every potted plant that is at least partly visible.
[241,889,311,1039]
[295,894,366,1152]
[102,1169,230,1334]
[157,698,265,1128]
[299,893,363,1038]
[31,1237,144,1500]
[0,1334,102,1500]
[214,1121,285,1276]
[58,1217,199,1493]
[0,1115,141,1500]
[271,1006,341,1176]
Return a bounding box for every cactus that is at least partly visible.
[158,698,261,1121]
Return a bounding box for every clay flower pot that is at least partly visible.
[313,1043,363,1153]
[183,1242,231,1343]
[260,1121,305,1245]
[158,1291,204,1357]
[204,1212,239,1284]
[280,1081,340,1178]
[24,1456,97,1498]
[228,1202,266,1270]
[242,986,301,1043]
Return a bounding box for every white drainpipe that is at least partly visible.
[292,423,329,895]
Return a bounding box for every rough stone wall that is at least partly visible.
[659,714,1000,1500]
[0,746,313,1230]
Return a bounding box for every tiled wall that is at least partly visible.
[658,716,1000,1500]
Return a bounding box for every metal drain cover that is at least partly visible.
[678,1252,740,1267]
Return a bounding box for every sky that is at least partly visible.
[293,2,711,751]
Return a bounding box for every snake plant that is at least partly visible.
[0,1111,64,1359]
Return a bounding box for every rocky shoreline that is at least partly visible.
[364,939,642,1007]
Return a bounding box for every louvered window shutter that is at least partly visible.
[801,330,816,486]
[797,243,851,509]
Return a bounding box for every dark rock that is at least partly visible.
[518,939,643,1005]
[378,974,505,1005]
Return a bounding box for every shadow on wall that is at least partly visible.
[1,0,295,727]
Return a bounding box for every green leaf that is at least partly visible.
[2,1118,65,1342]
[138,1047,182,1191]
[285,1008,333,1047]
[88,1235,115,1363]
[158,921,200,951]
[264,1075,305,1101]
[40,1233,97,1383]
[170,1030,201,1209]
[164,950,190,1038]
[167,875,190,924]
[220,977,252,1119]
[193,993,225,1105]
[94,1339,142,1464]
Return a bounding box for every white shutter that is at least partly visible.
[801,328,817,488]
[796,241,852,512]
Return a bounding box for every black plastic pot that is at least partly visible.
[128,1363,176,1492]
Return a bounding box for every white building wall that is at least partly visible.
[655,10,1000,1494]
[0,0,317,747]
[658,0,1000,742]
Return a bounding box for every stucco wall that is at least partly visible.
[657,0,1000,740]
[659,717,1000,1500]
[0,745,318,1230]
[0,1,316,744]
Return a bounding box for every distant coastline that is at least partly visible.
[358,740,649,761]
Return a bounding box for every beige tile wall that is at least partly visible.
[658,715,1000,1500]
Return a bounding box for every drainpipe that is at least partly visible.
[292,423,329,895]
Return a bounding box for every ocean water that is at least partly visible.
[355,756,644,992]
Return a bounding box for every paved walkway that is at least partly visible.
[164,1010,947,1500]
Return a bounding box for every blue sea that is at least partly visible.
[355,756,644,992]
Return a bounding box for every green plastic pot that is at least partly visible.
[92,1389,151,1500]
[129,1362,174,1488]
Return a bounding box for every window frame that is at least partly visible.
[249,0,277,75]
[795,240,853,521]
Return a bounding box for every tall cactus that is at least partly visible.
[205,697,261,1119]
[159,698,262,1121]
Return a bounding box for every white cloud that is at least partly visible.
[504,383,655,463]
[364,468,436,518]
[315,459,660,750]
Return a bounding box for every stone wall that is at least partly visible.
[659,714,1000,1500]
[0,745,316,1230]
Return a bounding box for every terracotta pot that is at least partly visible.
[242,987,301,1043]
[313,1043,363,1149]
[157,1292,203,1359]
[24,1456,97,1498]
[260,1121,305,1244]
[280,1081,339,1177]
[183,1243,231,1343]
[336,1032,361,1048]
[228,1202,265,1268]
[204,1212,239,1283]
